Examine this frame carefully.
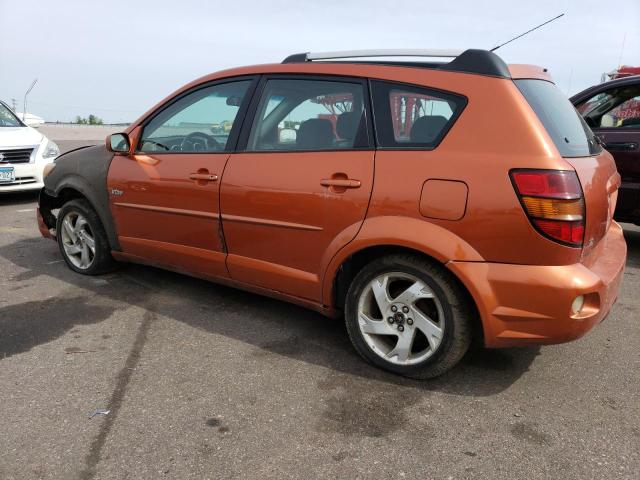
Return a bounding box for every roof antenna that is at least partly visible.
[491,13,565,52]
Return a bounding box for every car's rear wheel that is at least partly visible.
[56,199,115,275]
[344,254,472,379]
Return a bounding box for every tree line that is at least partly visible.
[74,114,104,125]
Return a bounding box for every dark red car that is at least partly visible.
[572,75,640,225]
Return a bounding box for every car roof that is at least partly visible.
[183,59,551,89]
[570,75,640,103]
[125,53,552,132]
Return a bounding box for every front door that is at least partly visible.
[220,77,374,301]
[108,78,255,277]
[576,83,640,222]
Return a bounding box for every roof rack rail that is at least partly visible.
[282,48,510,78]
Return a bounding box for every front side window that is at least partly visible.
[139,80,251,153]
[0,102,23,127]
[371,80,466,149]
[246,79,368,152]
[576,86,640,129]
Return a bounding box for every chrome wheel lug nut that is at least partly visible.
[402,306,409,313]
[397,325,404,332]
[407,318,413,326]
[391,305,397,312]
[387,317,394,324]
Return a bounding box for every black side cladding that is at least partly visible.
[41,145,120,250]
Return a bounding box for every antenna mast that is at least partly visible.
[491,14,565,52]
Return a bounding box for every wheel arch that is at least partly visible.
[329,243,484,343]
[322,216,485,339]
[41,175,120,251]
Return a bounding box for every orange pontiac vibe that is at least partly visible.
[37,49,627,378]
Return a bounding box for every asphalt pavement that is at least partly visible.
[0,139,638,479]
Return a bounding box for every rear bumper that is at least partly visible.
[448,222,627,348]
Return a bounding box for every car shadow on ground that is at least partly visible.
[622,224,640,268]
[0,237,547,397]
[0,191,39,207]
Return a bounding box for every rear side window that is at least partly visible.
[516,79,602,157]
[371,80,466,149]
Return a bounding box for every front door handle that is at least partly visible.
[320,178,361,189]
[606,142,638,152]
[189,172,218,181]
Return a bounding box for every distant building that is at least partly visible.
[601,66,640,82]
[15,112,45,126]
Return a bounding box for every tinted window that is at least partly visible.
[247,79,368,151]
[371,81,466,149]
[576,86,640,129]
[140,80,251,153]
[0,103,23,127]
[516,79,601,157]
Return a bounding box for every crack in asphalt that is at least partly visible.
[78,309,156,480]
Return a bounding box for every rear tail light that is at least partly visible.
[511,169,585,247]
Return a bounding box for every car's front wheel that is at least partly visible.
[344,254,473,379]
[56,199,115,275]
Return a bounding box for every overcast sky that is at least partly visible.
[1,0,638,123]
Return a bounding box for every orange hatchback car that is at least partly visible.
[37,49,627,378]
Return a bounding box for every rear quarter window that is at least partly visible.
[516,79,602,157]
[371,80,467,149]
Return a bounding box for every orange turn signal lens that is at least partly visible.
[521,196,584,221]
[43,162,56,179]
[511,169,585,247]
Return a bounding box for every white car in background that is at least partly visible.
[0,100,59,193]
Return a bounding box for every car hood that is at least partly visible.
[0,126,44,148]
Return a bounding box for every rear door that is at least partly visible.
[219,76,374,301]
[574,83,640,222]
[108,78,256,277]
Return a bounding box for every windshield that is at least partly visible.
[0,102,24,127]
[515,80,601,157]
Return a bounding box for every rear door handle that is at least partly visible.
[606,142,638,152]
[189,173,218,181]
[320,178,361,188]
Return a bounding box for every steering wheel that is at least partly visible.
[180,132,221,152]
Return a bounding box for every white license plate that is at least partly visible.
[0,166,15,183]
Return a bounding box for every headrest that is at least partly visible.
[336,111,361,140]
[410,115,448,143]
[297,118,335,149]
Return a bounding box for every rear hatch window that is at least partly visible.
[515,79,602,157]
[516,79,617,255]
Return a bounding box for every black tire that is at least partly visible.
[56,199,116,275]
[344,254,473,379]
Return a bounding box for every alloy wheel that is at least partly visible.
[60,211,96,270]
[357,272,445,365]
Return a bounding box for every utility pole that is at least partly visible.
[11,98,18,112]
[23,78,38,120]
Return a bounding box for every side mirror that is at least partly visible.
[226,95,243,107]
[107,133,130,153]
